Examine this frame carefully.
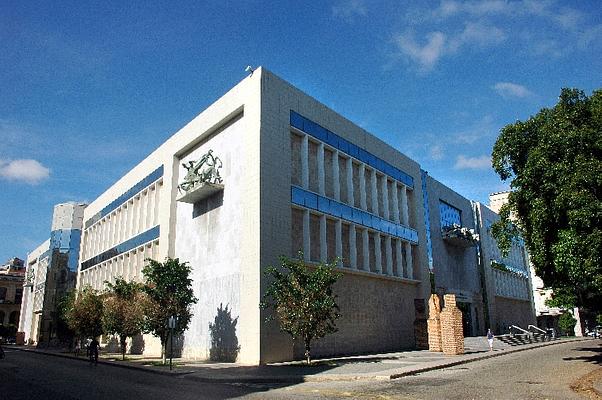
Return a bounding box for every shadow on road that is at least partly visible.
[562,344,602,365]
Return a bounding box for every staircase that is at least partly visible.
[495,325,557,347]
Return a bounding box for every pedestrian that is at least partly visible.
[74,340,81,357]
[89,338,100,365]
[487,328,494,351]
[85,337,92,358]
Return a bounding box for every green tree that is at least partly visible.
[142,258,198,365]
[558,312,577,336]
[102,278,146,360]
[261,254,342,364]
[491,88,602,312]
[63,286,104,340]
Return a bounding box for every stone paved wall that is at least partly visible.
[427,294,442,352]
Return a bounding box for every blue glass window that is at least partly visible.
[290,111,414,189]
[439,201,462,228]
[290,186,418,244]
[81,226,160,271]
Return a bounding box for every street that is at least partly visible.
[0,348,260,400]
[243,340,601,400]
[0,340,600,400]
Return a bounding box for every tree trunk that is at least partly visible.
[161,336,167,365]
[304,339,311,365]
[120,335,127,361]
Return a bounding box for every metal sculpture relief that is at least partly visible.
[178,150,223,193]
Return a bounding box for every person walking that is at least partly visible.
[487,328,495,351]
[89,338,100,365]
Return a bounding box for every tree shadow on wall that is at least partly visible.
[209,303,240,362]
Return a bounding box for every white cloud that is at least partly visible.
[430,144,444,160]
[0,159,50,184]
[395,31,447,71]
[395,21,505,70]
[332,0,367,22]
[454,155,491,170]
[493,82,533,98]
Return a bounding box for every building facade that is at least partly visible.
[0,258,25,340]
[74,68,534,363]
[19,202,86,346]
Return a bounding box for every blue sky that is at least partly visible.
[1,0,601,262]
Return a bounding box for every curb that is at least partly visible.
[388,337,592,380]
[14,347,194,377]
[13,337,593,384]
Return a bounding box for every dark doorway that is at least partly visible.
[457,302,472,337]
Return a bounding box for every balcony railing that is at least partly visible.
[441,224,479,247]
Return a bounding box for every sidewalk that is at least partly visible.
[14,336,594,383]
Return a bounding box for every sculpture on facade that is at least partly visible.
[178,150,223,193]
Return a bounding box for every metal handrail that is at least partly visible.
[509,325,531,336]
[528,325,547,335]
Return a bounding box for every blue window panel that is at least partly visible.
[85,166,164,229]
[373,216,382,230]
[376,158,384,172]
[313,125,328,142]
[367,153,377,168]
[317,196,330,213]
[349,208,360,224]
[357,148,368,164]
[348,143,359,158]
[341,204,353,220]
[339,138,350,153]
[325,130,339,148]
[439,201,462,228]
[291,186,305,205]
[290,111,304,130]
[305,192,318,210]
[81,226,160,271]
[330,202,342,218]
[361,211,372,227]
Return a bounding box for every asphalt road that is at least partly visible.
[1,340,599,400]
[0,348,260,400]
[240,340,602,399]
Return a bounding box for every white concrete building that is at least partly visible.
[76,68,431,363]
[75,68,535,363]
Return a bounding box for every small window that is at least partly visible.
[0,287,7,302]
[439,201,461,228]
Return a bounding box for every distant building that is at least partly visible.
[0,257,25,340]
[19,202,86,346]
[488,191,565,333]
[424,177,536,337]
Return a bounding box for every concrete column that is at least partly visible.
[405,242,413,279]
[382,178,389,220]
[349,224,357,269]
[374,233,382,273]
[303,210,310,261]
[333,150,340,201]
[346,157,354,206]
[335,219,343,266]
[320,214,327,262]
[362,228,370,271]
[371,169,379,215]
[318,143,325,196]
[401,185,409,226]
[392,183,400,223]
[395,239,403,277]
[359,164,367,210]
[301,135,309,189]
[385,236,393,275]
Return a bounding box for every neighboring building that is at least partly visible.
[489,191,565,333]
[474,202,536,333]
[19,202,86,346]
[423,175,484,337]
[0,258,25,340]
